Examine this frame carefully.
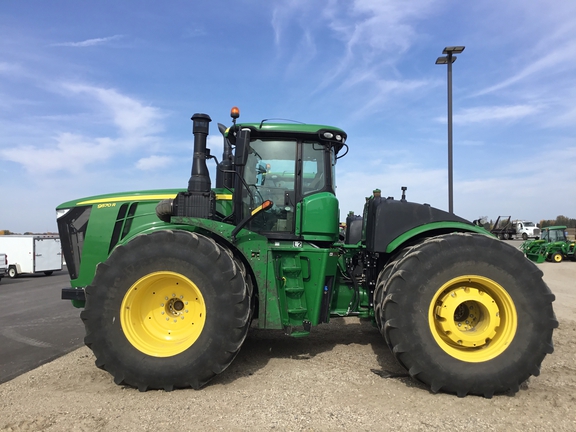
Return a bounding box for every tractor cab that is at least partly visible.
[227,113,347,243]
[540,226,568,243]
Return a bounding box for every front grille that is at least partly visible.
[57,206,91,280]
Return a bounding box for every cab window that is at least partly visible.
[242,139,296,233]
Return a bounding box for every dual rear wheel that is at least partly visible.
[374,233,557,397]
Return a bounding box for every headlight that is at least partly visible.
[56,208,71,219]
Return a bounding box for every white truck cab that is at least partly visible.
[513,220,540,241]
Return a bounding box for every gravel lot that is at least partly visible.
[1,261,575,431]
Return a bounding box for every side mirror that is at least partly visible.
[234,128,251,167]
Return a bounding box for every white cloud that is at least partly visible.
[62,83,164,137]
[51,35,123,47]
[474,36,576,97]
[320,1,436,85]
[136,155,172,171]
[442,105,541,125]
[1,132,115,174]
[0,83,166,175]
[0,62,24,75]
[272,0,437,93]
[346,77,429,119]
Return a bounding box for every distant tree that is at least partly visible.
[540,216,576,228]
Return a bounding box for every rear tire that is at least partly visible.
[378,233,557,397]
[374,242,424,333]
[8,267,17,278]
[81,230,251,391]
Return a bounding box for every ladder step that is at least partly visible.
[288,307,307,314]
[289,331,310,338]
[285,287,304,294]
[282,266,302,275]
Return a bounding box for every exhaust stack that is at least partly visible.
[171,113,215,219]
[188,113,212,192]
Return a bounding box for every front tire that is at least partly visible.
[378,233,557,397]
[551,252,563,263]
[81,230,251,391]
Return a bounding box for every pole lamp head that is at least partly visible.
[435,56,455,64]
[443,46,465,54]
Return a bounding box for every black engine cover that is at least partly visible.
[365,197,472,253]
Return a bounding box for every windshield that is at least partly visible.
[543,229,567,242]
[524,222,535,227]
[241,138,328,233]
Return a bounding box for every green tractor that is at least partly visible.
[57,108,557,397]
[521,226,576,263]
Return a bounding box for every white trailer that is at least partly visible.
[0,235,62,278]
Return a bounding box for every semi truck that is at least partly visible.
[0,235,62,278]
[491,217,540,240]
[512,220,540,241]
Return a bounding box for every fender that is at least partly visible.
[364,197,488,253]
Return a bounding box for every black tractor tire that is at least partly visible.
[377,232,557,397]
[374,259,400,331]
[373,242,424,332]
[81,230,251,391]
[8,267,17,278]
[503,233,510,240]
[522,233,528,241]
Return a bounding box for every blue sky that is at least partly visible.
[1,1,575,233]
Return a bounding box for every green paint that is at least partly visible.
[385,222,490,253]
[298,192,339,242]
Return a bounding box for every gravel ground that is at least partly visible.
[1,262,575,431]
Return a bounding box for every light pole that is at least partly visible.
[436,46,465,214]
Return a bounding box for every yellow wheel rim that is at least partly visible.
[553,254,562,263]
[428,275,517,362]
[120,271,206,357]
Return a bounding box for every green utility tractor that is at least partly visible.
[521,226,576,263]
[57,108,557,397]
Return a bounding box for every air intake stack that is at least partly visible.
[172,113,215,219]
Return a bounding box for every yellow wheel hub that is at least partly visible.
[429,275,517,362]
[120,271,206,357]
